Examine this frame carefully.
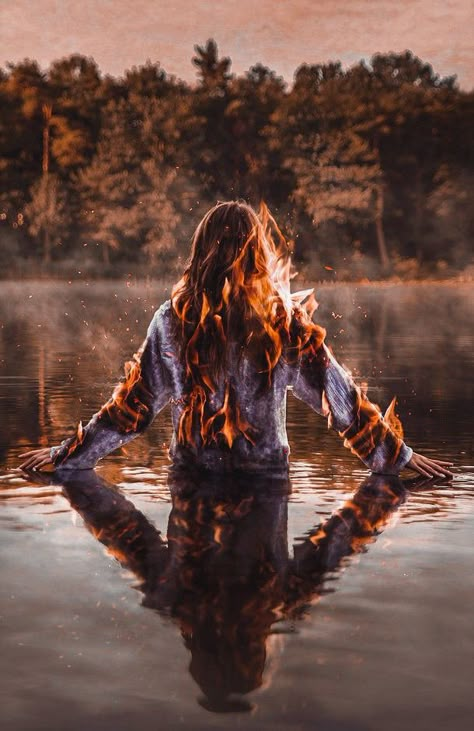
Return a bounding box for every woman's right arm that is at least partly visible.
[20,303,172,471]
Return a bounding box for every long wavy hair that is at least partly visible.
[171,200,325,447]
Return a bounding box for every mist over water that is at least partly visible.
[0,280,473,730]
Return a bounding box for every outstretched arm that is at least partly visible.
[292,339,452,477]
[59,470,169,595]
[20,304,171,471]
[284,475,408,611]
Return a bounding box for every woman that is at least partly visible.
[19,200,453,478]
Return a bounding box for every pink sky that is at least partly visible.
[1,0,472,89]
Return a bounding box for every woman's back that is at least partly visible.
[157,299,294,472]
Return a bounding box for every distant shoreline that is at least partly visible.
[1,275,472,287]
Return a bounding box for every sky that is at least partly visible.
[1,0,473,89]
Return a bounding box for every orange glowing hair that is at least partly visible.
[171,200,325,447]
[172,201,309,386]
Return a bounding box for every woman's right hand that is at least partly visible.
[406,452,454,479]
[19,447,53,472]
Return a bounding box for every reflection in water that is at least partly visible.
[1,282,473,728]
[49,467,416,713]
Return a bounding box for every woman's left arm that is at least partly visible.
[293,341,453,478]
[20,304,171,471]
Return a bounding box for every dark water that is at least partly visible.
[0,280,473,731]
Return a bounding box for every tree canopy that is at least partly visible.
[1,44,472,279]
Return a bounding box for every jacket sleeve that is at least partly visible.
[284,475,407,610]
[292,340,413,475]
[50,304,171,470]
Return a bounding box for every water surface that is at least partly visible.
[0,280,473,731]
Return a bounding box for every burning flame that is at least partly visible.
[338,392,404,466]
[178,381,257,448]
[60,420,85,462]
[54,344,153,465]
[98,346,153,433]
[383,397,404,439]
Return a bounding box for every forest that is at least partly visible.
[1,40,473,281]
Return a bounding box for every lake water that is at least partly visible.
[0,280,473,731]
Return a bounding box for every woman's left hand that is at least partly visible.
[19,447,53,471]
[406,452,454,479]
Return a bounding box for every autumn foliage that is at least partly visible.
[0,42,472,279]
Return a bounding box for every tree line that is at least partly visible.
[1,41,473,279]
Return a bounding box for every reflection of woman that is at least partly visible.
[20,201,451,478]
[56,468,415,712]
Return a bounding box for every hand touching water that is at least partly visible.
[18,447,454,478]
[19,448,53,471]
[406,452,454,478]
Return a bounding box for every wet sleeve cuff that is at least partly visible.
[50,443,67,465]
[369,442,413,475]
[49,441,98,470]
